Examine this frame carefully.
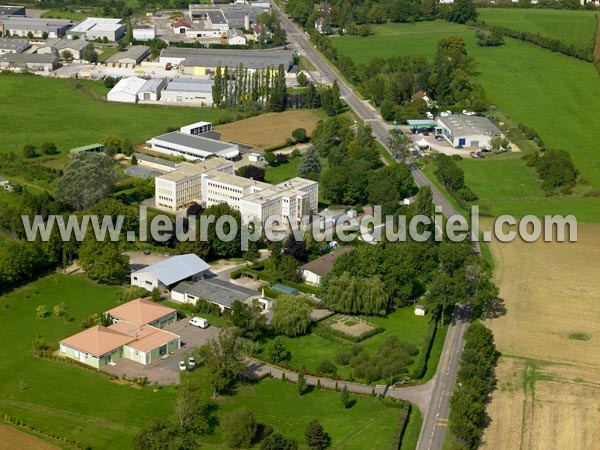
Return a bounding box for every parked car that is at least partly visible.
[187,357,196,369]
[480,148,492,153]
[178,360,186,371]
[435,135,445,141]
[189,317,209,328]
[411,150,422,158]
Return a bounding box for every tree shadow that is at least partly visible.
[345,398,357,410]
[482,297,507,319]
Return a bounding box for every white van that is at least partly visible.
[189,317,208,328]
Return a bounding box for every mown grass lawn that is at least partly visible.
[216,377,405,450]
[0,76,234,157]
[477,8,597,51]
[264,157,302,184]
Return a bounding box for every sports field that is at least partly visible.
[478,8,597,51]
[0,76,233,155]
[481,223,600,450]
[215,109,321,150]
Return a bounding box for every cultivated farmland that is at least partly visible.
[478,8,597,51]
[481,223,600,450]
[0,76,234,156]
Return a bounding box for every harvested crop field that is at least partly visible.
[215,110,321,150]
[481,223,600,449]
[0,424,59,450]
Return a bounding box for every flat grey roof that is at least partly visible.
[161,47,294,71]
[153,132,234,154]
[173,277,257,308]
[120,45,149,60]
[0,5,25,16]
[132,152,176,168]
[437,115,501,137]
[164,78,213,93]
[0,53,56,63]
[0,16,72,29]
[125,165,160,179]
[133,254,211,287]
[0,38,29,50]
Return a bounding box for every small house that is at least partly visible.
[414,305,426,316]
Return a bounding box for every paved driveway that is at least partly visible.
[101,319,220,384]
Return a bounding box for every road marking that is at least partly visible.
[442,391,453,396]
[435,422,447,427]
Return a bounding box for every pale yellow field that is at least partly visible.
[215,110,321,150]
[481,223,600,450]
[0,424,59,450]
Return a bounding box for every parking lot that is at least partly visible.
[101,318,220,384]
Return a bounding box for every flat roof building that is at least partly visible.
[202,171,270,210]
[105,45,149,67]
[154,159,234,211]
[240,177,319,228]
[132,152,177,173]
[159,47,294,75]
[436,115,502,148]
[132,25,156,41]
[161,78,214,106]
[67,17,125,41]
[148,131,240,161]
[0,5,25,16]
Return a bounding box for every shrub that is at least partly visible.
[292,128,309,143]
[316,359,337,377]
[266,336,291,363]
[221,408,257,448]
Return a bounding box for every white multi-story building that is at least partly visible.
[154,160,234,211]
[240,177,319,227]
[202,172,270,210]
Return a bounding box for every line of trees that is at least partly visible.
[524,149,579,195]
[448,323,499,450]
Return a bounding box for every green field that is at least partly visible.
[332,21,600,221]
[478,8,597,51]
[0,274,178,449]
[0,76,233,156]
[216,377,405,450]
[263,307,432,381]
[264,157,302,184]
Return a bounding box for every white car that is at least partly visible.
[189,317,208,328]
[187,357,196,369]
[178,360,186,371]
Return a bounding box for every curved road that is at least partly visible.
[271,4,472,449]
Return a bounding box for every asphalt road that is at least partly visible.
[272,5,473,449]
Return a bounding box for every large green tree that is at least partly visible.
[271,295,312,337]
[221,408,257,448]
[78,240,129,285]
[55,153,119,210]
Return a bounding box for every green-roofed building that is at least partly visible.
[69,143,106,155]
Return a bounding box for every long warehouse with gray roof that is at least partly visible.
[159,47,294,75]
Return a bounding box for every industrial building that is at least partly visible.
[0,17,72,38]
[159,47,295,75]
[160,78,214,106]
[0,52,57,72]
[132,25,156,41]
[436,115,502,148]
[0,5,25,17]
[131,152,177,173]
[104,45,149,68]
[0,38,29,54]
[67,17,125,41]
[148,132,240,161]
[107,77,147,103]
[172,277,259,312]
[131,254,211,291]
[37,38,93,60]
[154,159,235,211]
[137,78,167,101]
